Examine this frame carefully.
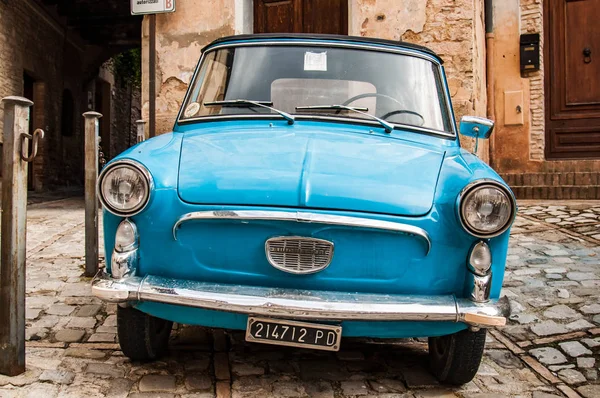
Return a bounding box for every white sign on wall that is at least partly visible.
[131,0,175,15]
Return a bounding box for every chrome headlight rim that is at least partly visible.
[98,159,153,217]
[458,179,516,239]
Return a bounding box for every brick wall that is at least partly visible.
[503,172,600,200]
[0,0,87,189]
[110,79,142,161]
[0,0,139,189]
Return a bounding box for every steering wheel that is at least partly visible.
[339,93,425,126]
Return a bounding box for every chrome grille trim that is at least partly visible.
[265,236,334,274]
[173,210,431,255]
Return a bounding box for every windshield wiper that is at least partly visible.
[296,104,393,133]
[204,99,295,125]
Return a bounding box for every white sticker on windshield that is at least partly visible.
[304,51,327,71]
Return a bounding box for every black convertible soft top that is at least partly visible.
[202,33,443,64]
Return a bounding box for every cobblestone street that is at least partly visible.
[0,199,599,398]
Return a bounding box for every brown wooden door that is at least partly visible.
[254,0,347,34]
[545,0,600,159]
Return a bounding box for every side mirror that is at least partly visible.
[459,116,494,139]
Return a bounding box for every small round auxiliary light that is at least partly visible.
[467,241,492,276]
[115,219,138,253]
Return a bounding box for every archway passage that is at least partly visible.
[15,0,143,190]
[254,0,348,35]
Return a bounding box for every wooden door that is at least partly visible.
[545,0,600,159]
[254,0,347,35]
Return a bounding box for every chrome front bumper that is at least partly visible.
[91,272,507,328]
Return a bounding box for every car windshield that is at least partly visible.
[179,44,453,133]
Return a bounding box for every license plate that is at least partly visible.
[245,317,342,351]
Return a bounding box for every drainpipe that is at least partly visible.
[485,0,496,168]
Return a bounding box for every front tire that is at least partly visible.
[117,306,173,361]
[428,328,486,385]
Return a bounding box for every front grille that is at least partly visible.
[265,236,334,274]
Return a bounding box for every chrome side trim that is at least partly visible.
[91,272,507,327]
[172,210,431,255]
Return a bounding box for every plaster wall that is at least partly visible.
[492,0,600,176]
[141,0,236,134]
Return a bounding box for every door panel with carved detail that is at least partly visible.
[545,0,600,158]
[254,0,347,35]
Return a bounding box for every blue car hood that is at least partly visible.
[177,129,444,216]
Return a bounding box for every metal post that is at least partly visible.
[136,119,146,143]
[83,111,102,277]
[149,14,156,138]
[0,96,33,376]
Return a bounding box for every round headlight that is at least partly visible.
[98,160,151,216]
[459,182,515,238]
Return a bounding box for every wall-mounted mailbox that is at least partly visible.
[520,33,540,74]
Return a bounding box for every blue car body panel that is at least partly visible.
[101,36,513,338]
[177,122,445,216]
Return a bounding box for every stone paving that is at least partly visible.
[0,198,599,397]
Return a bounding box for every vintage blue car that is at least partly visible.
[92,34,515,385]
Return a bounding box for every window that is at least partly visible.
[181,45,452,133]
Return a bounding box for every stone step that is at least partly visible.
[499,172,600,199]
[501,172,600,187]
[509,185,600,200]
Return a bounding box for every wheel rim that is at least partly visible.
[431,335,450,358]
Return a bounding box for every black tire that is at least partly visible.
[117,306,173,361]
[428,328,486,385]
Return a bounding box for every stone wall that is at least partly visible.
[350,0,485,116]
[349,0,488,158]
[144,0,488,161]
[520,0,544,161]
